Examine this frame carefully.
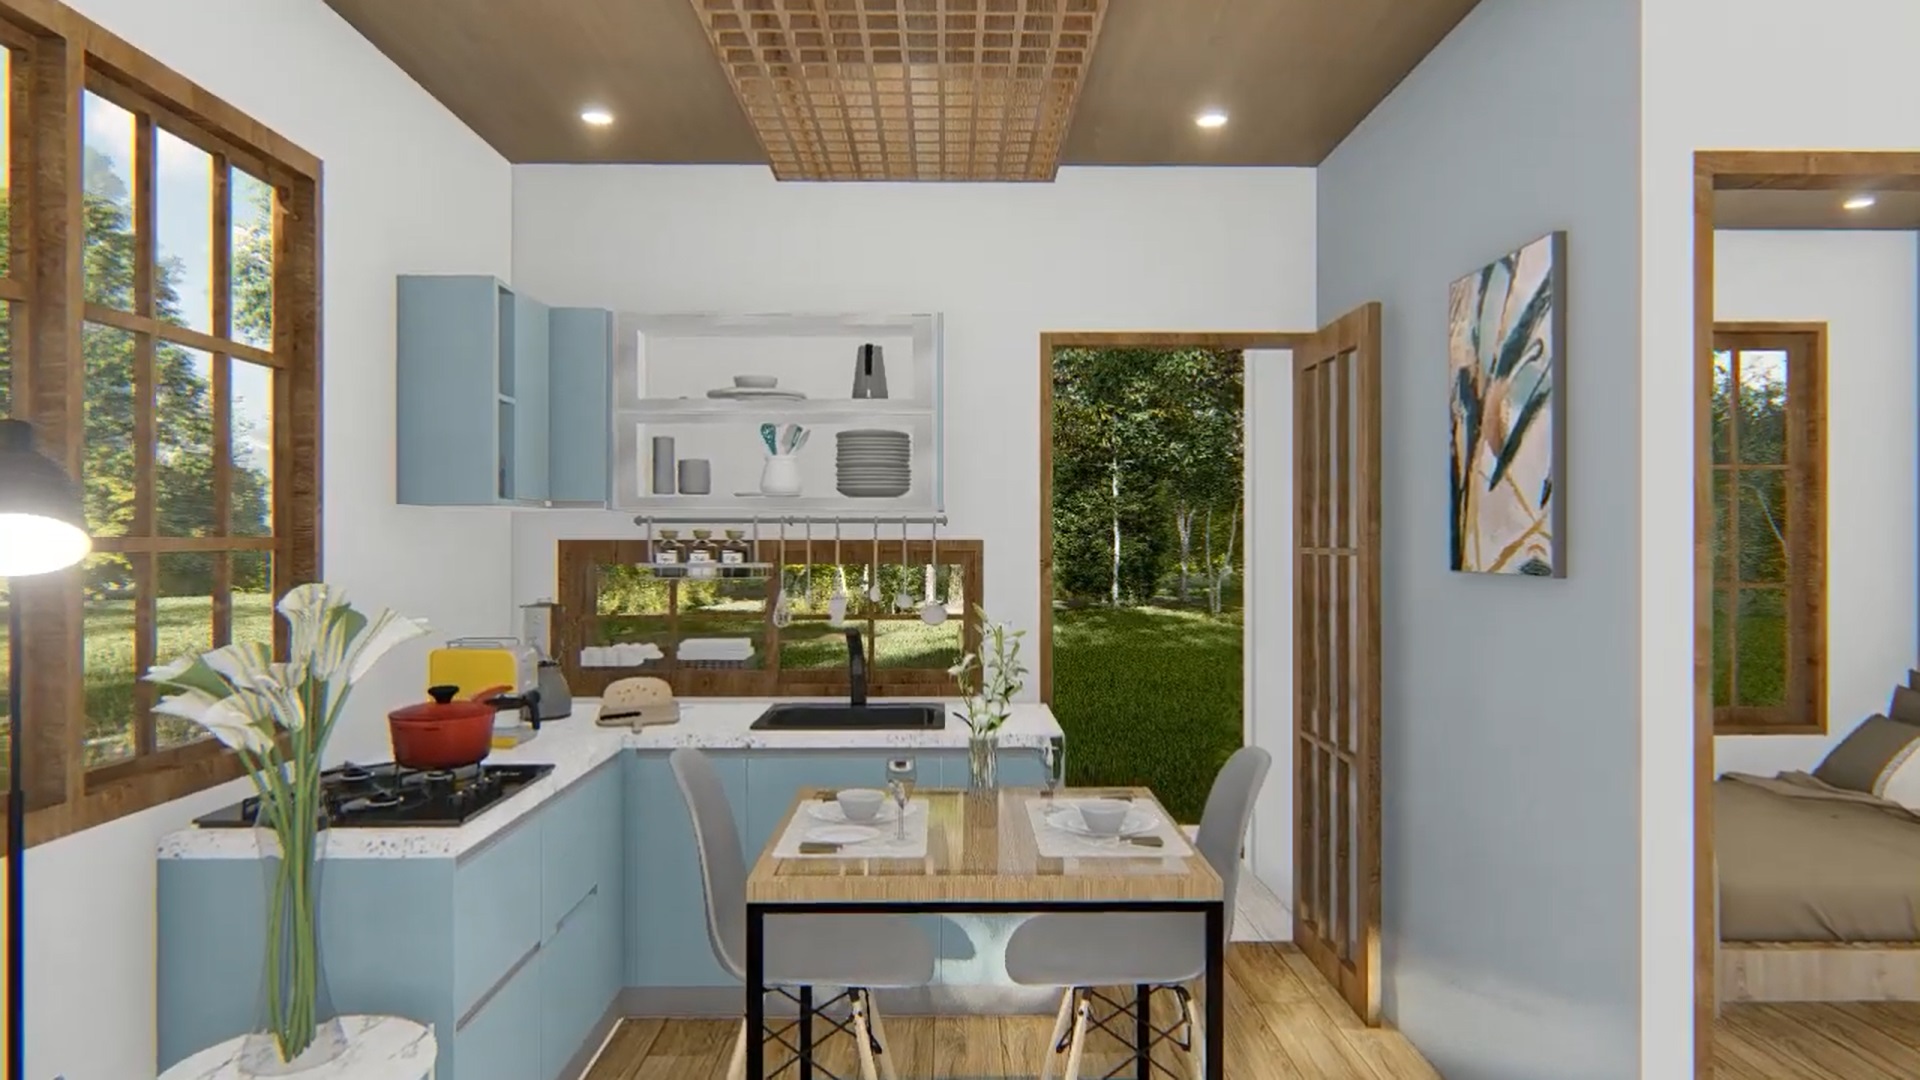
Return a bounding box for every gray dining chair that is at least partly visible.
[670,748,936,1080]
[1004,745,1272,1080]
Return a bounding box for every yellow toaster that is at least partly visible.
[426,637,539,701]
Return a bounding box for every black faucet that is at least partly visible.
[845,627,867,708]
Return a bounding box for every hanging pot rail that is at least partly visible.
[630,513,947,527]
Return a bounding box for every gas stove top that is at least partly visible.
[192,761,555,829]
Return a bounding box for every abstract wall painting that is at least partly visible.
[1447,231,1567,577]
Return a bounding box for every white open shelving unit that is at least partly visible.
[610,312,944,518]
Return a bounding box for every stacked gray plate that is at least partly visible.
[836,429,912,497]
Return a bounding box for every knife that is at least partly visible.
[1125,835,1165,848]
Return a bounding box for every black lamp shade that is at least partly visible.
[0,418,89,576]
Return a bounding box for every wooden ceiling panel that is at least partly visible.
[323,0,765,164]
[323,0,1485,170]
[1064,0,1481,165]
[688,0,1109,181]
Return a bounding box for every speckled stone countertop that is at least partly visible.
[156,699,1062,861]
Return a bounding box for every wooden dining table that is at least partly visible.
[744,785,1226,1080]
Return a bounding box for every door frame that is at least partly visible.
[1691,150,1920,1078]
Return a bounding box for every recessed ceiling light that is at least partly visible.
[1194,110,1229,129]
[1843,194,1878,210]
[580,108,614,127]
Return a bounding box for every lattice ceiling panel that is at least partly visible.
[690,0,1108,182]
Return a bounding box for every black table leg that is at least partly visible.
[746,904,766,1080]
[1204,902,1225,1080]
[798,984,814,1080]
[1135,984,1152,1080]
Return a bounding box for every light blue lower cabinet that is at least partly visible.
[452,943,544,1080]
[157,746,1054,1078]
[625,750,754,992]
[540,884,618,1079]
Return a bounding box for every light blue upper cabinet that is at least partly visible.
[511,292,551,503]
[547,308,614,504]
[397,275,610,508]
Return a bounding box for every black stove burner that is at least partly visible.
[192,760,555,829]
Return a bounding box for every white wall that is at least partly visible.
[2,2,514,1077]
[1317,1,1643,1077]
[510,163,1315,903]
[1639,4,1920,1076]
[1712,230,1919,778]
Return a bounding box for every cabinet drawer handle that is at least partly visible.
[556,882,600,934]
[455,940,541,1033]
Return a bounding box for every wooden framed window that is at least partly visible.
[2,0,319,847]
[556,537,984,699]
[1710,323,1825,735]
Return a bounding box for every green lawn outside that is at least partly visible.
[0,593,274,768]
[1711,604,1788,707]
[1051,604,1243,824]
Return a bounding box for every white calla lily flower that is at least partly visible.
[154,690,275,754]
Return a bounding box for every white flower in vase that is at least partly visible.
[145,583,430,1068]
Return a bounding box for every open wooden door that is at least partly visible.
[1292,302,1383,1024]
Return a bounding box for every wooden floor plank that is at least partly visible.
[585,944,1428,1080]
[1716,1002,1920,1080]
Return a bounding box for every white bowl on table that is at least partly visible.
[1076,798,1133,837]
[836,788,887,823]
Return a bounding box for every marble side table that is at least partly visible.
[158,1016,436,1080]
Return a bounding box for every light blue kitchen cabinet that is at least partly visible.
[626,750,749,989]
[511,291,551,503]
[396,275,554,506]
[539,883,617,1080]
[547,307,614,504]
[158,766,627,1080]
[449,942,543,1080]
[452,813,544,1018]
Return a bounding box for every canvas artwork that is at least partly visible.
[1447,231,1566,577]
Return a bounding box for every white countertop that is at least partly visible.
[157,699,1062,861]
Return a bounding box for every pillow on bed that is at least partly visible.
[1891,685,1920,726]
[1814,714,1920,803]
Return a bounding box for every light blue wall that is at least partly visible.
[1315,2,1642,1077]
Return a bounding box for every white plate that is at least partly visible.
[807,825,882,845]
[706,387,809,400]
[808,800,915,825]
[1044,805,1158,839]
[838,429,911,438]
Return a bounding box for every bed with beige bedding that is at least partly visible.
[1716,772,1920,943]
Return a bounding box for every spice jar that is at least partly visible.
[655,529,684,578]
[688,529,719,579]
[721,529,751,577]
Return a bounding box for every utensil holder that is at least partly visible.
[759,455,802,497]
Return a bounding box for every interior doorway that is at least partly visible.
[1693,151,1920,1079]
[1036,304,1384,1024]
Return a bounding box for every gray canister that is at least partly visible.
[651,436,676,494]
[677,458,712,495]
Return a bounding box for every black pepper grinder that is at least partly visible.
[851,342,889,399]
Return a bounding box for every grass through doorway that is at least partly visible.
[1047,345,1245,824]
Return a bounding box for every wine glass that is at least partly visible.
[1042,737,1065,801]
[885,756,917,841]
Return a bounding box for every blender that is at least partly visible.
[521,598,573,722]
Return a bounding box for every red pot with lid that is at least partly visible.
[387,684,509,770]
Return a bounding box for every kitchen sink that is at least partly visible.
[750,703,948,731]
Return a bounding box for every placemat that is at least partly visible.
[1025,797,1193,859]
[772,798,930,859]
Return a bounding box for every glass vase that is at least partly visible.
[967,732,998,790]
[240,819,348,1076]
